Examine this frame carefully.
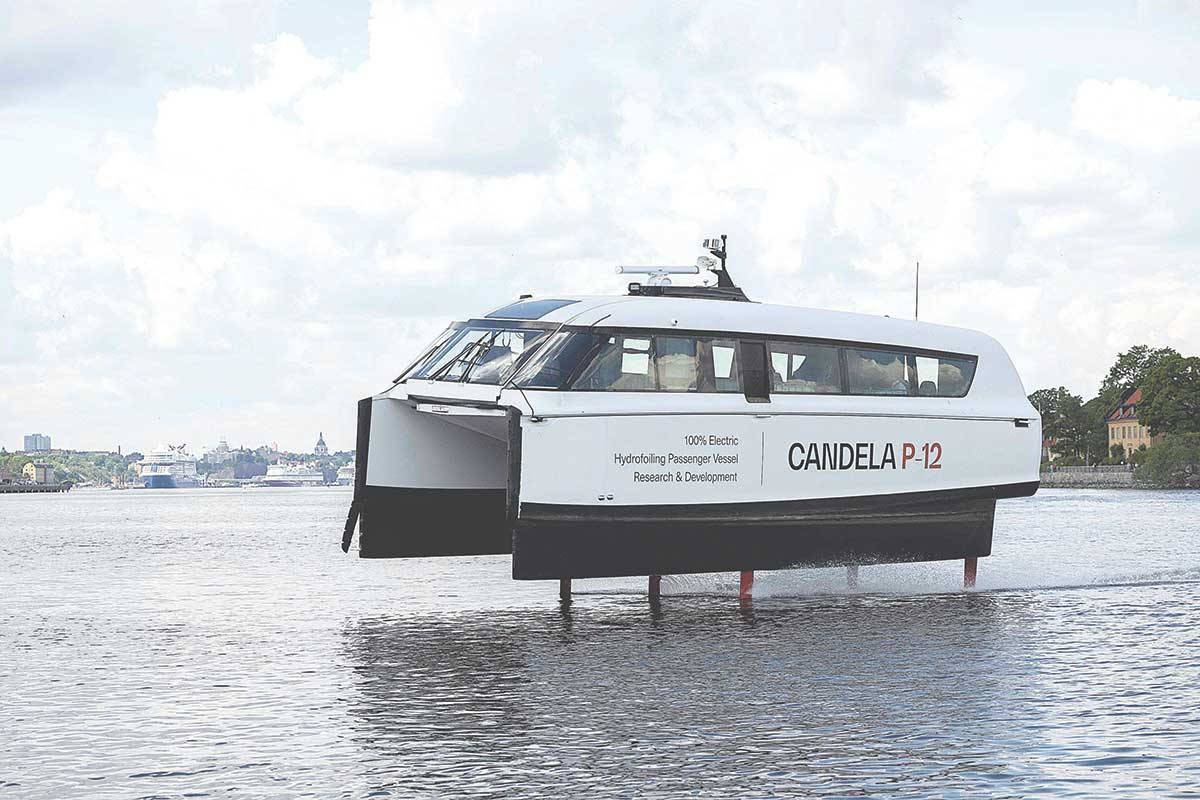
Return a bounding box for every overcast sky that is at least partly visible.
[2,0,1199,454]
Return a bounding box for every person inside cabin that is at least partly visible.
[788,346,840,393]
[847,349,910,395]
[937,362,967,397]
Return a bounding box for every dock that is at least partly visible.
[0,483,72,494]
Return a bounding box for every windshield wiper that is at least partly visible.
[428,332,495,382]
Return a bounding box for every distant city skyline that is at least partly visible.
[3,1,1199,450]
[5,432,343,456]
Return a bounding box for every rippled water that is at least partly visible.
[2,488,1199,798]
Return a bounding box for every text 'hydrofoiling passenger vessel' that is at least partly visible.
[341,238,1041,592]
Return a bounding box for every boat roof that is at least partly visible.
[483,295,1004,358]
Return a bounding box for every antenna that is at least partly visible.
[702,234,734,288]
[914,260,920,321]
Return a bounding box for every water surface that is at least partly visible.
[2,488,1198,797]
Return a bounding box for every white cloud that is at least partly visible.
[1072,78,1200,153]
[3,1,1200,452]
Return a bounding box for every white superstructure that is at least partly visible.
[138,445,199,488]
[342,241,1041,585]
[259,463,325,487]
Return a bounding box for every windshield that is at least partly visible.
[407,323,554,385]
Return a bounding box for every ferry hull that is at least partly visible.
[358,486,509,558]
[510,485,1033,580]
[143,474,177,489]
[348,396,512,559]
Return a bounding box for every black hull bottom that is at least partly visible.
[513,499,995,580]
[355,482,1038,578]
[358,486,509,558]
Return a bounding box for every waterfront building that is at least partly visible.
[314,432,329,457]
[205,438,234,464]
[23,433,51,452]
[22,463,55,483]
[1107,388,1162,459]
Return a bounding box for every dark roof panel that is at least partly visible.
[485,298,578,320]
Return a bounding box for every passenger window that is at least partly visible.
[915,354,975,397]
[621,338,650,376]
[654,337,698,391]
[768,342,842,394]
[710,340,741,392]
[847,348,915,395]
[571,336,653,390]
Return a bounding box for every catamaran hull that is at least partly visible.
[348,395,1039,577]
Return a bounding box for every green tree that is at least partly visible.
[1079,395,1110,464]
[1029,387,1080,446]
[1029,387,1103,462]
[1098,345,1180,410]
[1138,433,1200,487]
[1139,354,1200,435]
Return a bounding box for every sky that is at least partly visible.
[2,0,1199,455]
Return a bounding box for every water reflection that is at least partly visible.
[341,594,1032,797]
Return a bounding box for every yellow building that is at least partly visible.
[1106,388,1162,459]
[21,462,55,483]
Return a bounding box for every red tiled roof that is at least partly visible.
[1106,387,1143,423]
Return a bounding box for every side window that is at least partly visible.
[709,339,741,392]
[914,354,976,397]
[571,336,653,390]
[654,336,698,391]
[846,348,915,395]
[767,342,842,394]
[512,332,605,389]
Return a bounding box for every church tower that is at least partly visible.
[315,432,329,457]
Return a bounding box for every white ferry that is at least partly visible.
[342,239,1041,589]
[259,464,326,487]
[336,465,355,486]
[138,445,199,489]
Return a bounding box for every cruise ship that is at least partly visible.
[258,464,326,487]
[138,445,200,489]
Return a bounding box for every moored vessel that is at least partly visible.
[259,463,325,487]
[138,445,199,489]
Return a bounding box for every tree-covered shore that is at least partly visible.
[1030,345,1200,488]
[0,446,354,486]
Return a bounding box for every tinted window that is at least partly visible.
[914,354,976,397]
[411,325,550,383]
[768,341,841,394]
[485,298,577,320]
[655,336,698,391]
[572,335,653,390]
[511,331,605,389]
[565,335,738,392]
[846,348,915,395]
[464,329,551,384]
[707,339,742,392]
